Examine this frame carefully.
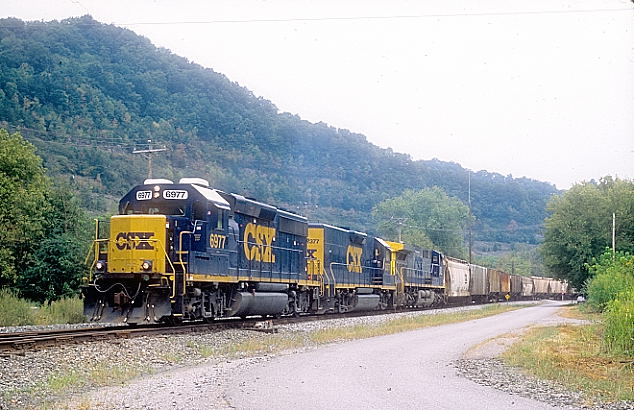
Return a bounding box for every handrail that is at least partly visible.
[328,262,338,291]
[85,236,179,299]
[178,230,193,296]
[397,266,406,296]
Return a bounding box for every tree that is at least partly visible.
[541,177,634,289]
[17,182,91,302]
[0,129,90,301]
[371,187,472,258]
[0,129,49,288]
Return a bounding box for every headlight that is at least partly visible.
[95,261,106,271]
[141,260,152,271]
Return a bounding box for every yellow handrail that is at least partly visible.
[85,235,179,299]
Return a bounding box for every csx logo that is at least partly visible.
[346,245,362,273]
[243,223,276,263]
[115,232,155,250]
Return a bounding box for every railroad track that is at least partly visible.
[0,301,524,355]
[0,318,275,355]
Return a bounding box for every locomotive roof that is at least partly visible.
[123,181,231,210]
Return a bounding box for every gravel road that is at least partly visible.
[223,300,572,410]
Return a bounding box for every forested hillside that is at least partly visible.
[0,16,557,243]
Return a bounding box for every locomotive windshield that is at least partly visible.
[121,200,187,216]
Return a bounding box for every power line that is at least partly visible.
[0,7,630,29]
[109,8,633,26]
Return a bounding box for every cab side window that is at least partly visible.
[216,210,224,230]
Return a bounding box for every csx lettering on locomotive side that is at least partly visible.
[346,245,363,273]
[115,232,155,250]
[243,223,276,263]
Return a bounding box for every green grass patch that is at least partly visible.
[0,291,84,327]
[310,304,522,343]
[35,296,85,325]
[0,289,35,326]
[502,323,634,402]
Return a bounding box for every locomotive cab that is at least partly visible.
[83,178,233,324]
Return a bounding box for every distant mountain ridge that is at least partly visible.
[0,15,558,243]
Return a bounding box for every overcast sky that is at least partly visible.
[3,0,633,189]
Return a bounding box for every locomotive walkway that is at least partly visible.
[74,301,580,409]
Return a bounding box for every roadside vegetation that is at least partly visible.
[503,312,633,402]
[0,289,84,327]
[586,251,634,356]
[502,252,634,403]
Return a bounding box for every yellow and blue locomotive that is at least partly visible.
[83,177,314,323]
[83,177,450,324]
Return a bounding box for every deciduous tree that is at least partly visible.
[371,187,472,258]
[541,177,634,289]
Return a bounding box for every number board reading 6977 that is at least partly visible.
[162,190,188,200]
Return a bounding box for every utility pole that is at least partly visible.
[390,216,408,243]
[133,139,167,179]
[468,170,473,265]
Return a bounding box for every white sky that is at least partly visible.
[3,0,634,189]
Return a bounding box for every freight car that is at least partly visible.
[83,178,570,324]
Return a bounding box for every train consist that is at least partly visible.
[83,178,570,324]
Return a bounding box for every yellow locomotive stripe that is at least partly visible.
[181,274,396,290]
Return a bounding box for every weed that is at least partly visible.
[47,369,84,392]
[36,296,84,325]
[604,287,634,356]
[503,324,634,402]
[0,289,35,326]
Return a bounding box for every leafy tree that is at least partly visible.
[372,187,473,258]
[0,129,49,288]
[541,177,634,289]
[475,243,544,276]
[17,183,91,302]
[0,129,89,301]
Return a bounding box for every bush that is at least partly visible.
[0,290,84,327]
[604,287,634,356]
[586,252,634,312]
[0,289,35,326]
[36,296,85,325]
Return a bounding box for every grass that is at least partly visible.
[0,289,35,326]
[502,307,634,403]
[0,290,84,327]
[557,304,601,321]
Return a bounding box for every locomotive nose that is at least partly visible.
[107,215,167,274]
